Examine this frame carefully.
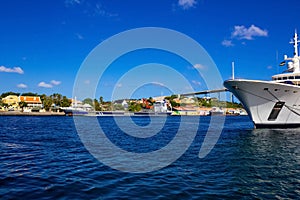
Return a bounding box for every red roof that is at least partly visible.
[19,96,42,103]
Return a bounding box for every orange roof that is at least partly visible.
[19,96,42,103]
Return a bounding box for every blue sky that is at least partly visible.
[0,0,299,100]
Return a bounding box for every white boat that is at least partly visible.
[153,100,172,114]
[224,32,300,128]
[61,107,88,116]
[134,100,172,116]
[209,107,225,116]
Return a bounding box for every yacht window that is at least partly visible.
[284,81,294,85]
[268,101,285,121]
[295,76,300,79]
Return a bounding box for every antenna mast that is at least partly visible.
[290,30,300,57]
[231,61,235,103]
[232,61,235,80]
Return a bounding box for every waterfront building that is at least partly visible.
[2,95,19,109]
[19,96,43,108]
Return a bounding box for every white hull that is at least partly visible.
[224,79,300,128]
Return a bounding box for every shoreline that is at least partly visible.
[0,110,248,117]
[0,111,65,116]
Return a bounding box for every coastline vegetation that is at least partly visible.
[0,92,71,111]
[0,91,243,112]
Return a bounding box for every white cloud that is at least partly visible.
[50,80,61,85]
[0,66,24,74]
[116,83,122,88]
[17,83,28,88]
[38,82,53,88]
[178,0,197,10]
[38,80,61,88]
[231,25,268,40]
[222,39,234,47]
[75,33,84,40]
[192,80,201,86]
[193,63,206,70]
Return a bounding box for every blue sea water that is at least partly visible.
[0,115,300,199]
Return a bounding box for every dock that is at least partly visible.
[0,111,65,116]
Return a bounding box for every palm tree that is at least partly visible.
[61,96,71,107]
[50,93,62,106]
[19,101,27,112]
[42,97,53,111]
[99,96,104,104]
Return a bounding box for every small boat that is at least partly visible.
[208,107,225,116]
[61,107,88,116]
[134,100,172,116]
[133,111,172,116]
[94,111,126,116]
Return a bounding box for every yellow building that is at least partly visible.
[1,95,43,111]
[2,95,19,108]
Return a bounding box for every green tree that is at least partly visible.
[169,100,180,107]
[199,98,211,107]
[1,92,20,98]
[61,96,71,107]
[42,96,53,111]
[21,92,38,96]
[94,99,101,111]
[99,96,104,104]
[83,98,93,106]
[18,101,27,112]
[50,93,62,106]
[102,101,112,111]
[40,94,47,102]
[0,99,8,108]
[113,103,124,111]
[128,102,142,112]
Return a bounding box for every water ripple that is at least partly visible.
[0,116,299,199]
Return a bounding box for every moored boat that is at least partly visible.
[61,107,88,116]
[224,32,300,128]
[209,107,225,116]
